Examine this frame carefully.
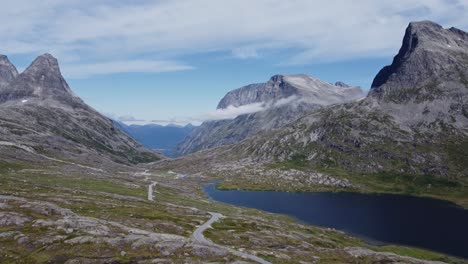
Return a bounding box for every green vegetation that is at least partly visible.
[446,139,468,172]
[1,161,465,263]
[371,245,461,263]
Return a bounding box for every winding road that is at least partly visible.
[146,183,270,263]
[147,182,157,201]
[192,212,272,264]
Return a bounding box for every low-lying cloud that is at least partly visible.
[146,96,299,125]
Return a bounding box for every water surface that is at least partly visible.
[204,184,468,259]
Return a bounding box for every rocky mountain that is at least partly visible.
[0,54,161,165]
[0,55,18,87]
[164,21,468,183]
[176,74,365,155]
[115,122,196,157]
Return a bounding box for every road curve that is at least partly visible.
[147,182,157,201]
[192,212,272,264]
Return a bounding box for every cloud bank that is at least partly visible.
[144,96,300,125]
[62,60,194,78]
[1,0,467,77]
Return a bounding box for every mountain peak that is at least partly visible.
[0,53,82,106]
[0,54,19,87]
[23,53,61,77]
[369,20,468,103]
[408,20,442,31]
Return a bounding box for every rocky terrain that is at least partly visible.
[176,74,365,155]
[0,54,161,165]
[0,158,460,263]
[0,55,18,88]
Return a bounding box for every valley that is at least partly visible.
[0,159,463,263]
[0,17,467,264]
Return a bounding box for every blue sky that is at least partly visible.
[2,0,468,125]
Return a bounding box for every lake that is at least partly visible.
[203,184,468,259]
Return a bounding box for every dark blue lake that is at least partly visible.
[203,184,468,259]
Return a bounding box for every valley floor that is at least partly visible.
[0,159,465,263]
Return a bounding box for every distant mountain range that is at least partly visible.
[0,53,161,165]
[115,122,196,157]
[176,74,365,155]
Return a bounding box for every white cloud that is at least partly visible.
[1,0,467,74]
[104,113,145,123]
[116,115,145,122]
[150,95,300,125]
[61,60,194,78]
[232,47,259,59]
[200,103,266,121]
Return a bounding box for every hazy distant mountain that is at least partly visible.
[115,122,196,157]
[176,74,365,155]
[0,53,162,165]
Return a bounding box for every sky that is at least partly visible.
[1,0,468,125]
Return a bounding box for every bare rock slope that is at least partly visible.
[0,54,161,165]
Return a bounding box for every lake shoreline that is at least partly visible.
[215,180,468,209]
[204,183,468,260]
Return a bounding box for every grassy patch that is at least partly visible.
[372,245,461,263]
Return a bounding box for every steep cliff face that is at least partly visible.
[0,53,161,165]
[368,21,468,128]
[176,74,365,155]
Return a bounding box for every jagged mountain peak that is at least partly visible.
[0,54,19,87]
[24,53,61,76]
[369,20,468,103]
[0,53,81,105]
[0,53,162,164]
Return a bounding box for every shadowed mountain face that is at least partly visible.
[176,74,365,155]
[0,54,161,165]
[169,21,468,180]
